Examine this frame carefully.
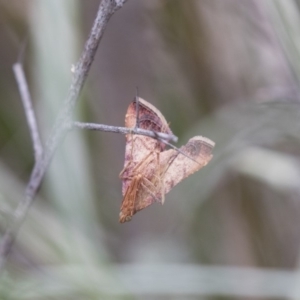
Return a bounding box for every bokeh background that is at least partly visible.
[1,0,300,298]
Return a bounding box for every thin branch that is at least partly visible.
[0,0,129,274]
[73,122,204,164]
[13,63,43,161]
[73,121,178,143]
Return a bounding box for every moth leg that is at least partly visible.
[155,150,165,204]
[121,129,162,180]
[119,161,132,179]
[119,160,133,178]
[145,150,178,205]
[133,151,154,171]
[139,151,166,204]
[138,134,163,152]
[151,150,166,204]
[140,179,161,203]
[129,149,166,204]
[121,150,155,181]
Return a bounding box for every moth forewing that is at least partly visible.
[160,136,215,195]
[130,150,175,210]
[119,97,215,223]
[119,147,162,222]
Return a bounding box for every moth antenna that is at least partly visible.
[159,138,201,165]
[135,87,140,129]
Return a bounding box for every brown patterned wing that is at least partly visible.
[119,97,215,223]
[161,136,215,195]
[121,97,173,195]
[133,136,215,214]
[119,98,173,222]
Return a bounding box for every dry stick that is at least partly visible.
[73,122,200,164]
[0,0,128,273]
[13,63,43,161]
[73,121,178,143]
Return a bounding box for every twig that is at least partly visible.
[13,63,43,161]
[73,122,203,164]
[73,121,178,143]
[0,0,129,274]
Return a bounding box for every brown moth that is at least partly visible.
[119,97,215,223]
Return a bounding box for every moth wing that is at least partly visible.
[160,136,215,195]
[121,97,172,195]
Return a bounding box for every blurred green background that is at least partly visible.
[1,0,300,298]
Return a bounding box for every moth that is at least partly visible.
[119,97,215,223]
